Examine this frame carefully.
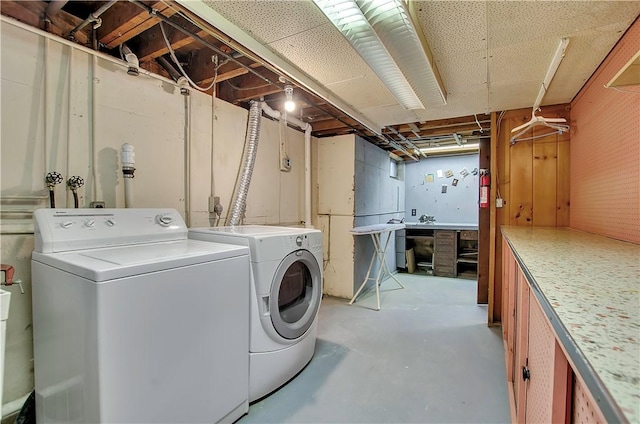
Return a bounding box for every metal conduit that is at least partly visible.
[226,100,262,226]
[130,0,280,90]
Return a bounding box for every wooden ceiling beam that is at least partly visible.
[99,1,176,49]
[1,0,89,45]
[134,16,211,62]
[217,70,282,103]
[188,51,264,85]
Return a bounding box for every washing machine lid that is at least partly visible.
[32,239,248,282]
[190,225,318,237]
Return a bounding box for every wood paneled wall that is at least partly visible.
[491,104,571,323]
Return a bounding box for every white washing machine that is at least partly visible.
[31,209,250,423]
[189,225,322,401]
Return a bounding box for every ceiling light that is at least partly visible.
[419,142,479,155]
[313,0,446,110]
[284,83,295,112]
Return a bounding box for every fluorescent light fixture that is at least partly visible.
[284,84,295,112]
[420,142,479,155]
[313,0,446,110]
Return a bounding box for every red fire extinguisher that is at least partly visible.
[480,169,490,208]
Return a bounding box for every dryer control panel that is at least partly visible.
[34,208,186,253]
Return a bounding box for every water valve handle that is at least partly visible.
[67,176,85,191]
[1,264,24,294]
[45,171,63,188]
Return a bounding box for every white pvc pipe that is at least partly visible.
[184,95,191,226]
[260,102,313,228]
[124,178,134,208]
[1,16,178,87]
[304,126,312,228]
[90,54,101,202]
[121,143,135,208]
[66,47,73,208]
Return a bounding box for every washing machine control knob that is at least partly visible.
[295,235,303,247]
[156,214,173,227]
[105,218,116,227]
[60,221,74,229]
[84,219,96,228]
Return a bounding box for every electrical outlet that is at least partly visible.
[90,201,105,208]
[411,209,416,216]
[496,198,503,208]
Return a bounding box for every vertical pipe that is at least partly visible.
[43,37,50,182]
[90,55,98,202]
[184,94,191,226]
[66,47,73,207]
[304,126,312,228]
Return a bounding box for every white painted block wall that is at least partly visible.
[317,135,405,299]
[0,21,308,408]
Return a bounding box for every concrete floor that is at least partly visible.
[239,273,510,423]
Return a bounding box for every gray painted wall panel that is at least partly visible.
[405,154,479,224]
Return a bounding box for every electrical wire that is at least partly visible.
[225,80,273,91]
[608,86,640,94]
[159,21,216,92]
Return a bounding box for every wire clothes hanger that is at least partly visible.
[511,38,570,145]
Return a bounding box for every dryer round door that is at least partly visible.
[269,249,321,340]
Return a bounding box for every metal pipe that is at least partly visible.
[157,56,183,82]
[45,0,68,18]
[386,126,424,158]
[261,102,314,227]
[129,0,280,90]
[69,0,117,40]
[226,100,262,226]
[2,16,177,87]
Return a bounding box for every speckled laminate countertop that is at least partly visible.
[501,226,640,423]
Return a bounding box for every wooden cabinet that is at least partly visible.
[433,230,456,276]
[402,227,478,278]
[502,236,602,424]
[456,230,478,279]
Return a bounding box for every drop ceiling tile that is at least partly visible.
[413,1,487,56]
[415,86,490,121]
[437,50,488,91]
[489,40,559,86]
[489,81,541,112]
[359,104,420,128]
[203,0,327,44]
[269,22,374,86]
[325,77,398,110]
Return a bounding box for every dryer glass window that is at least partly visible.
[279,262,311,324]
[270,250,322,340]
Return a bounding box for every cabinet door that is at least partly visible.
[515,270,530,423]
[522,280,572,424]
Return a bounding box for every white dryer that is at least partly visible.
[31,209,250,423]
[189,226,323,401]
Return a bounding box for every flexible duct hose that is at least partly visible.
[226,100,262,226]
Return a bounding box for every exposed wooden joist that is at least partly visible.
[189,50,263,85]
[135,16,210,62]
[1,0,89,45]
[217,69,282,103]
[99,1,176,49]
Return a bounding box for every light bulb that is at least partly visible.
[284,100,296,112]
[284,83,295,112]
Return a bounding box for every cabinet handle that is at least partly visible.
[522,366,531,381]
